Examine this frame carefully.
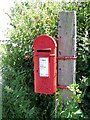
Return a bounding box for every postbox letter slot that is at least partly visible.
[37,48,51,52]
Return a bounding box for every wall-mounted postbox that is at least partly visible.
[33,35,57,94]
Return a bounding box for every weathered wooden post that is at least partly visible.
[58,11,77,101]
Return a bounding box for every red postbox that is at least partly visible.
[33,35,57,94]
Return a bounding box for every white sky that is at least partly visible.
[0,0,25,40]
[0,0,14,39]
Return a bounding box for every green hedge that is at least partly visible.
[2,1,90,120]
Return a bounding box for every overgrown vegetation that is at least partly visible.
[2,1,90,120]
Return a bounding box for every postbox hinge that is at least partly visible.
[58,56,77,60]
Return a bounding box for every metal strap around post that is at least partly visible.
[57,86,69,89]
[34,54,56,57]
[58,56,77,60]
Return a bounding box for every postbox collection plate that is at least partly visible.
[39,57,49,77]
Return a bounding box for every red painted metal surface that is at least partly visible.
[33,35,57,94]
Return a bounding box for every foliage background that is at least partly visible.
[2,1,90,120]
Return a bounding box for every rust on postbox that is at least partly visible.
[33,35,57,94]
